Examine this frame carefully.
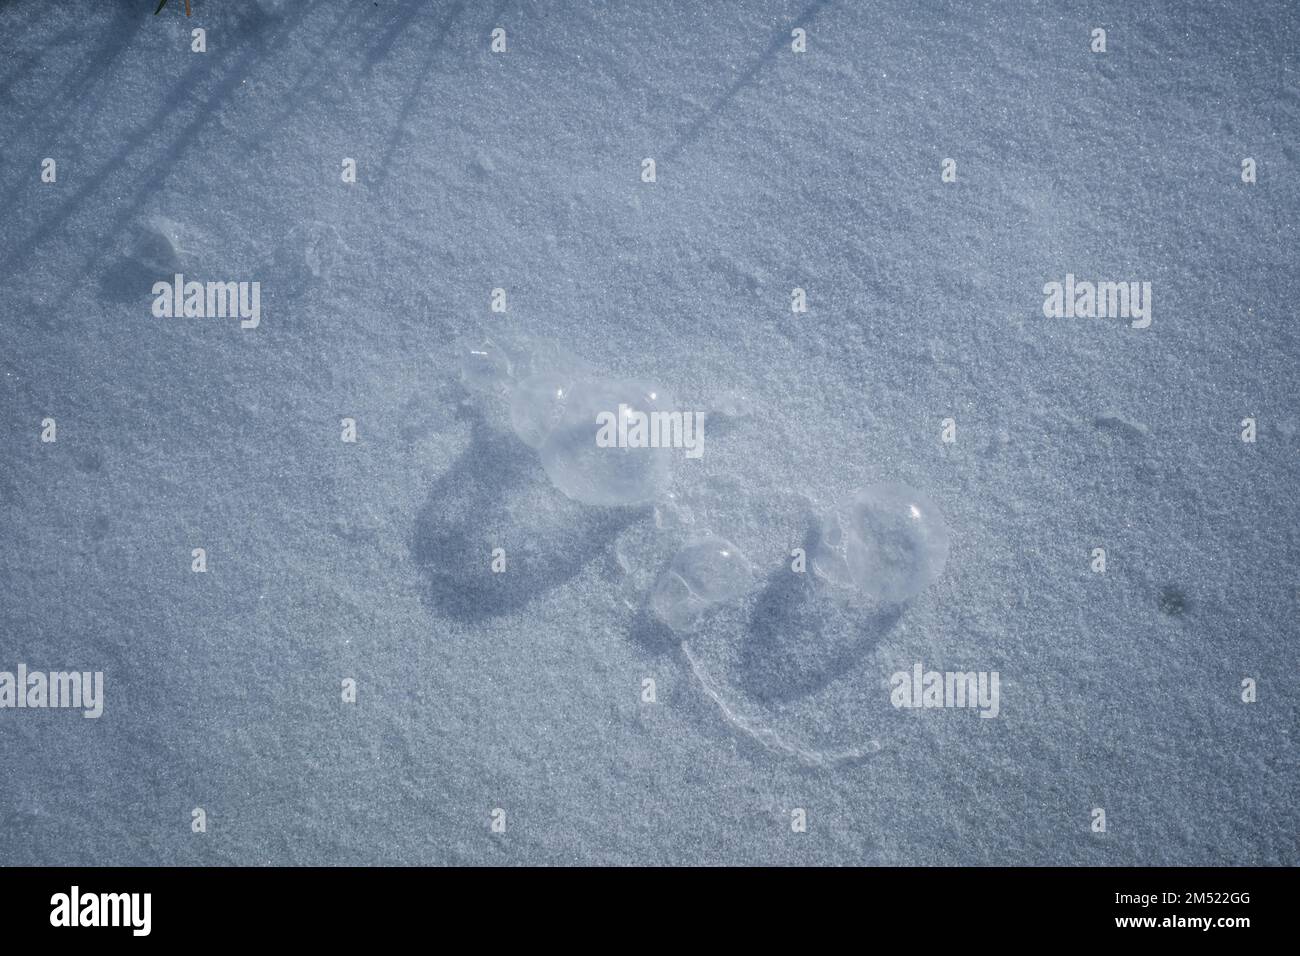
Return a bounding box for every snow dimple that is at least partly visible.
[811,483,949,603]
[1094,413,1150,441]
[274,221,347,290]
[130,215,189,274]
[1157,584,1189,617]
[102,215,197,303]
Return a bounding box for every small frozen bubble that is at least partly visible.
[538,377,675,506]
[510,372,573,448]
[649,572,701,632]
[650,537,753,633]
[674,538,752,603]
[458,339,513,395]
[811,483,949,603]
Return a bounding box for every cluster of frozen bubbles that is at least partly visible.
[461,335,950,617]
[460,335,676,507]
[642,483,949,639]
[458,335,950,763]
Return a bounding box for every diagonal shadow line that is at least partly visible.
[364,0,435,73]
[373,0,465,187]
[239,0,377,134]
[0,54,226,282]
[0,27,79,101]
[209,0,511,183]
[61,2,145,103]
[0,6,145,222]
[225,0,415,155]
[0,0,320,298]
[664,0,831,162]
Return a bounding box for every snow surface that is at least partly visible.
[0,0,1297,865]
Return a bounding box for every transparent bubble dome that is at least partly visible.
[510,371,573,449]
[811,483,949,602]
[650,537,753,633]
[457,338,513,395]
[538,378,676,506]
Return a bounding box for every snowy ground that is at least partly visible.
[1,0,1297,865]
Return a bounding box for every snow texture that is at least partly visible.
[0,0,1297,865]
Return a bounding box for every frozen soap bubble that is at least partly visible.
[811,483,949,603]
[510,371,574,449]
[508,343,597,448]
[538,377,676,506]
[650,537,753,633]
[458,338,514,395]
[507,341,597,447]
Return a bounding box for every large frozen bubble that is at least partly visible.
[510,371,574,449]
[650,536,753,633]
[811,483,949,602]
[538,378,676,506]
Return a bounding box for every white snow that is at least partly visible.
[0,0,1296,865]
